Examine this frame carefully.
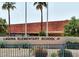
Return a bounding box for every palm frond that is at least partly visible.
[34,2,37,6]
[11,6,16,10]
[43,2,47,8]
[2,4,7,9]
[36,5,42,10]
[2,2,16,10]
[34,2,47,9]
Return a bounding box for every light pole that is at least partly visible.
[46,2,48,36]
[25,2,27,37]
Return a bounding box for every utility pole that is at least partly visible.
[46,2,48,36]
[25,2,27,37]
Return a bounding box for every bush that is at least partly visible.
[14,43,32,48]
[58,49,72,57]
[14,44,18,48]
[22,43,32,48]
[38,31,46,36]
[0,43,32,48]
[51,52,58,57]
[0,44,5,48]
[0,41,7,48]
[66,41,79,49]
[34,48,48,57]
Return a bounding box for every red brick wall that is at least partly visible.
[8,20,69,34]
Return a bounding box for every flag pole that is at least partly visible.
[46,2,48,36]
[25,2,27,37]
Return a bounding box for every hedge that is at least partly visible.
[58,49,73,57]
[66,41,79,49]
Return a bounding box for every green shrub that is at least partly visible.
[22,43,32,48]
[0,41,7,48]
[38,31,46,36]
[34,48,48,57]
[0,33,7,36]
[0,44,5,48]
[51,52,58,57]
[66,41,79,49]
[58,49,73,57]
[14,43,32,48]
[14,44,18,48]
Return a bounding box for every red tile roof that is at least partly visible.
[8,20,69,34]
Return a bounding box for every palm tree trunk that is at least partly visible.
[41,9,43,32]
[8,9,10,36]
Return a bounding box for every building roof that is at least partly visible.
[8,20,69,34]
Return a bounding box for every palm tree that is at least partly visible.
[34,2,47,32]
[2,2,16,36]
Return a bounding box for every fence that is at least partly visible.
[0,36,79,57]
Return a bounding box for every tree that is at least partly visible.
[64,16,79,36]
[2,2,16,36]
[0,18,7,35]
[34,2,47,32]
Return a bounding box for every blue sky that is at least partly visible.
[0,2,79,24]
[53,2,79,20]
[26,2,54,23]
